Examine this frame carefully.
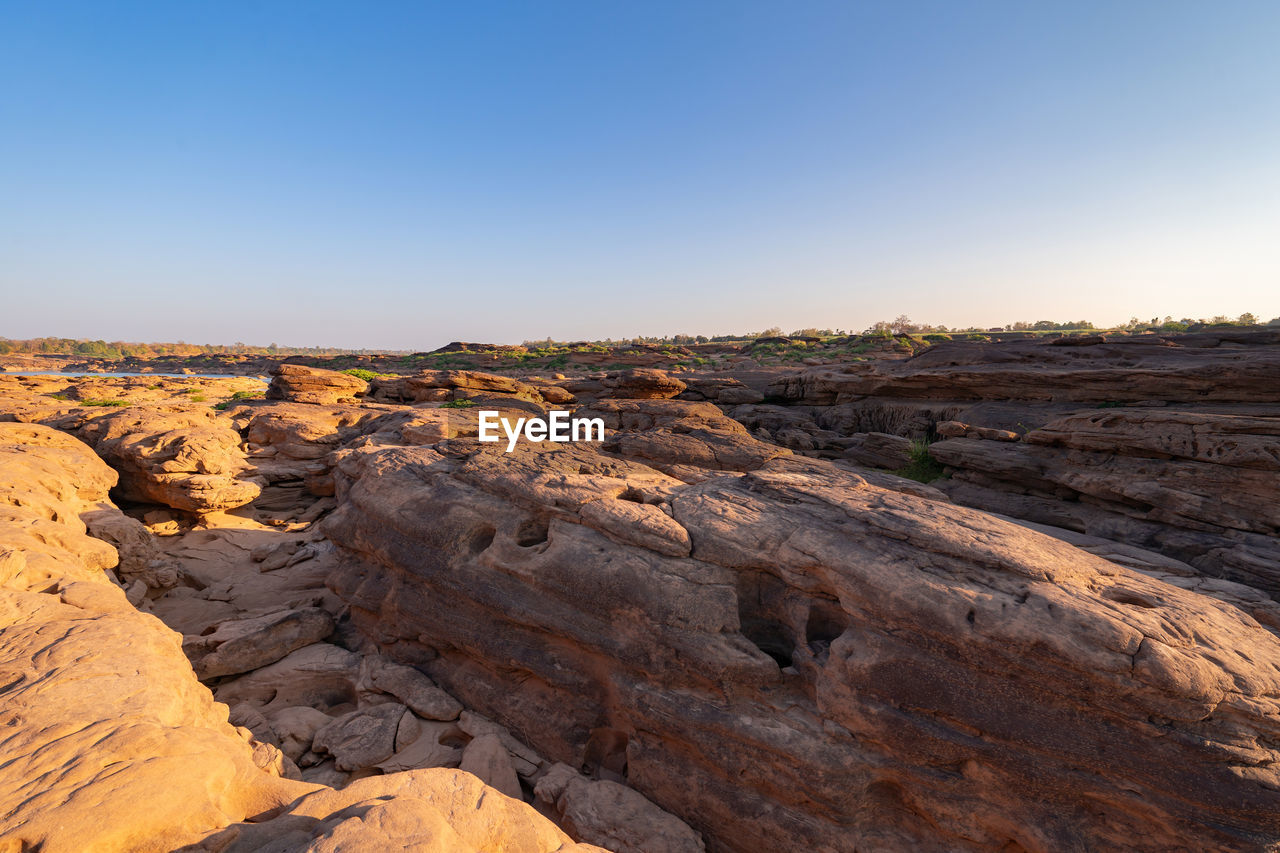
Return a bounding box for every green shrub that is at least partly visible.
[341,368,391,382]
[188,394,207,402]
[230,389,263,400]
[82,399,128,407]
[893,439,946,484]
[441,398,476,409]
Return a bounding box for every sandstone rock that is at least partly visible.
[69,407,261,512]
[323,433,1280,852]
[458,711,544,778]
[602,368,687,399]
[369,369,545,405]
[312,702,408,771]
[364,656,464,720]
[769,334,1280,405]
[0,424,315,852]
[266,365,368,405]
[936,420,1020,441]
[841,431,913,469]
[377,719,466,773]
[677,376,763,404]
[186,607,336,679]
[184,768,607,852]
[536,763,705,853]
[264,705,334,761]
[214,642,362,713]
[931,410,1280,593]
[460,733,523,800]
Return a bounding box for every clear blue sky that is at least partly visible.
[3,1,1278,349]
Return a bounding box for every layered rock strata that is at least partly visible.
[0,422,607,853]
[322,409,1280,852]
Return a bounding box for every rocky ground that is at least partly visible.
[1,329,1278,851]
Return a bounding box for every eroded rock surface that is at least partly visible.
[322,421,1280,852]
[267,364,368,405]
[932,410,1280,594]
[0,422,615,853]
[5,339,1280,853]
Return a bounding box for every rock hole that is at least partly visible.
[1103,589,1159,609]
[515,518,549,547]
[742,618,794,668]
[966,609,976,625]
[805,600,848,663]
[467,525,496,554]
[737,571,796,669]
[618,487,645,504]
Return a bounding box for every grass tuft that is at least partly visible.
[893,439,946,483]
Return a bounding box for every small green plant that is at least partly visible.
[230,389,263,400]
[341,368,392,382]
[441,398,477,408]
[213,401,231,410]
[49,392,69,401]
[173,388,192,394]
[81,399,128,407]
[188,394,207,402]
[893,439,946,484]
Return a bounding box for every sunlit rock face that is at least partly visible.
[323,405,1280,853]
[0,422,608,853]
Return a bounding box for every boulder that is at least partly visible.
[536,763,705,853]
[459,733,523,800]
[72,407,261,512]
[267,365,368,405]
[602,368,687,399]
[186,769,607,852]
[185,607,336,680]
[312,702,408,771]
[364,656,463,720]
[841,431,913,469]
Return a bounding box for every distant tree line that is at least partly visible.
[0,337,403,358]
[860,312,1272,336]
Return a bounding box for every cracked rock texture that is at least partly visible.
[321,399,1280,852]
[0,422,606,853]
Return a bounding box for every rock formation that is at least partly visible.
[267,364,369,405]
[931,410,1280,594]
[0,422,610,852]
[3,336,1279,852]
[321,402,1280,851]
